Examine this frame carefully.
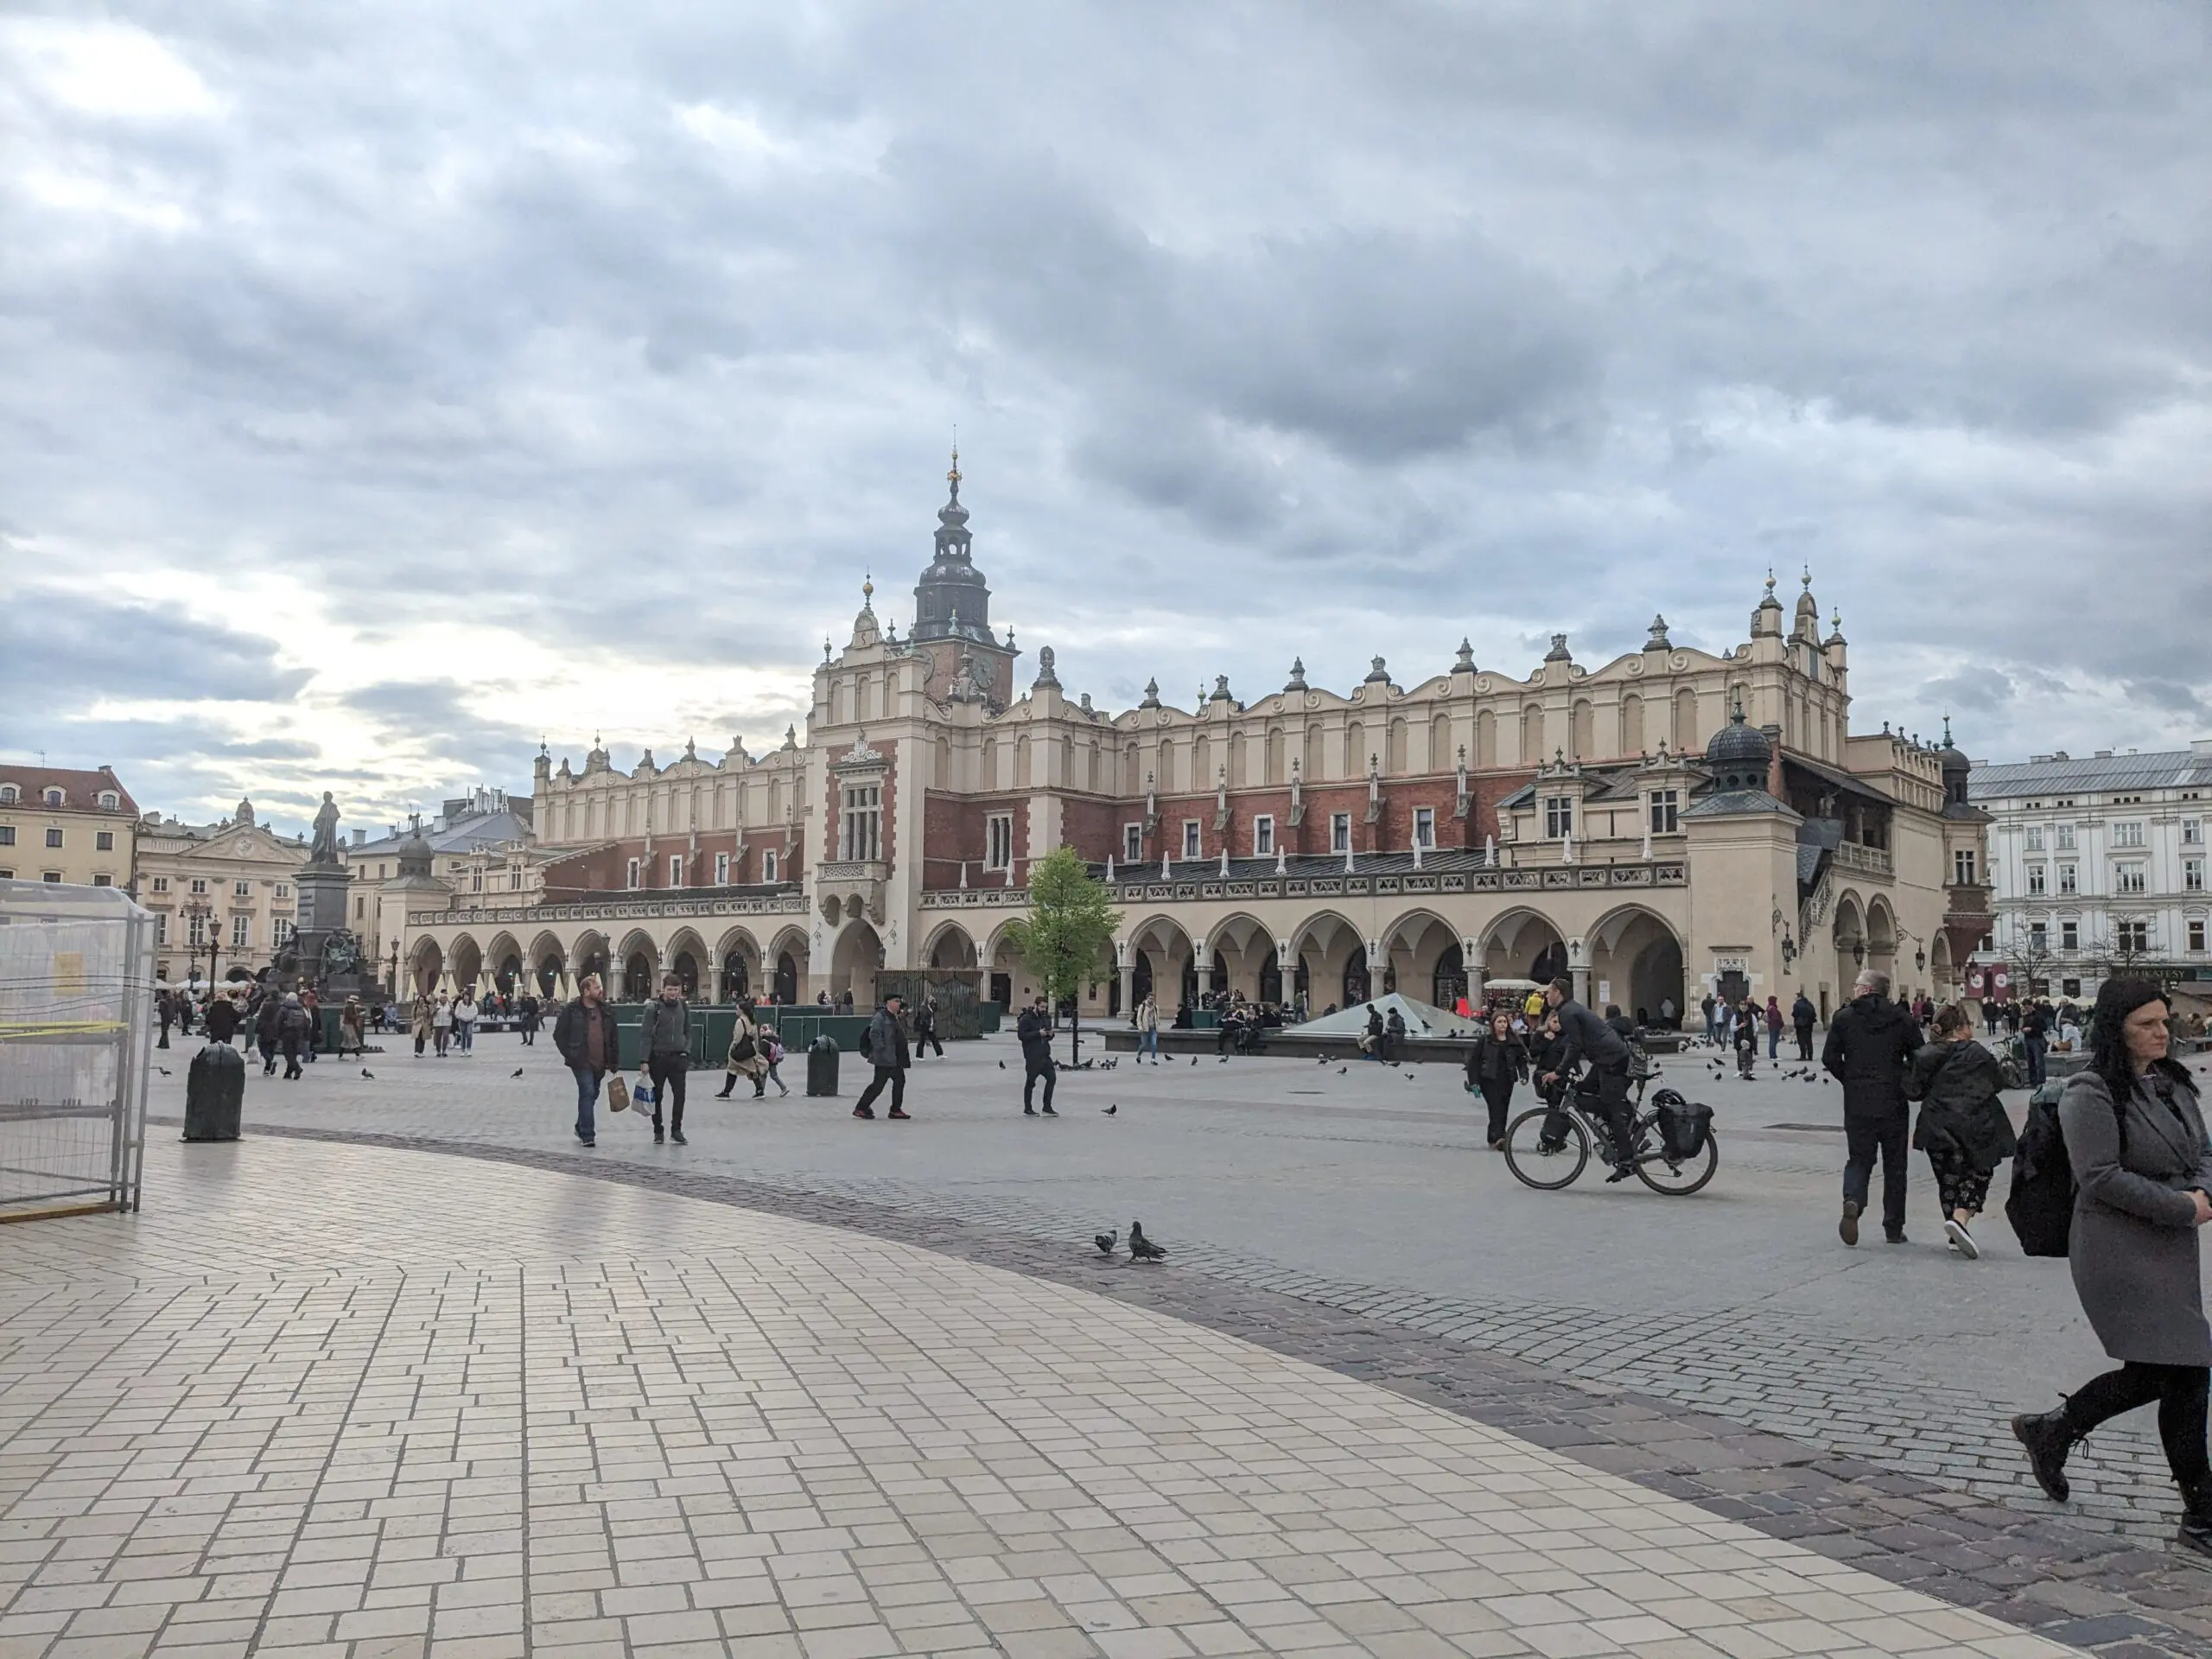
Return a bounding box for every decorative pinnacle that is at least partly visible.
[1801,563,1812,591]
[1764,567,1776,594]
[947,442,960,490]
[1942,714,1954,746]
[861,572,874,606]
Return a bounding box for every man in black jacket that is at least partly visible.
[639,974,691,1145]
[1541,977,1636,1179]
[1791,991,1818,1060]
[1016,995,1058,1116]
[1822,969,1922,1244]
[552,973,613,1147]
[854,994,911,1120]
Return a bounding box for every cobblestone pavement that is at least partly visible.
[3,1135,2089,1659]
[152,1034,2212,1551]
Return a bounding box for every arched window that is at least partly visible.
[1571,699,1594,760]
[1386,718,1408,773]
[44,788,63,807]
[1475,709,1497,767]
[1343,721,1365,778]
[1430,715,1451,772]
[1521,705,1546,766]
[1619,694,1643,756]
[0,785,16,804]
[1672,688,1698,753]
[1264,727,1285,785]
[1015,734,1032,788]
[98,791,118,810]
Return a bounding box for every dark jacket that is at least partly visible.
[255,996,283,1044]
[1017,1007,1053,1066]
[1605,1012,1637,1043]
[1733,1007,1761,1052]
[2061,1068,2212,1365]
[1551,998,1628,1075]
[1790,995,1816,1031]
[1906,1039,2018,1170]
[867,1007,910,1071]
[554,999,613,1073]
[1465,1030,1529,1089]
[276,1002,312,1043]
[1821,993,1920,1120]
[639,996,690,1060]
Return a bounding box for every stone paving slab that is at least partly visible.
[0,1132,2098,1659]
[150,1037,2212,1544]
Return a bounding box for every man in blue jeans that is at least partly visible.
[553,973,613,1148]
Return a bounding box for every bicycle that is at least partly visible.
[1501,1049,1719,1196]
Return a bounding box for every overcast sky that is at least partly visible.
[3,3,2207,838]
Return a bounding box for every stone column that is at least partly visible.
[1569,936,1592,1007]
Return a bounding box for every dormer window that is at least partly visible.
[1544,797,1574,837]
[98,791,118,810]
[43,788,63,807]
[0,785,16,804]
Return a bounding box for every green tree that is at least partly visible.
[1003,846,1122,1066]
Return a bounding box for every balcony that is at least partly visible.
[1833,841,1892,877]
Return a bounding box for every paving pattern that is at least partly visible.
[153,1034,2212,1547]
[3,1134,2090,1659]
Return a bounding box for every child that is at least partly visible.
[762,1029,791,1097]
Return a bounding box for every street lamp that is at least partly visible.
[181,896,218,991]
[387,941,401,997]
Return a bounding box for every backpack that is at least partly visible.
[2005,1081,2075,1257]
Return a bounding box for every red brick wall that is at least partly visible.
[822,741,898,871]
[919,790,1028,887]
[538,828,804,896]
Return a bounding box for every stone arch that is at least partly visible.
[1830,891,1867,1017]
[1521,703,1546,766]
[615,928,658,1000]
[1866,895,1899,979]
[1287,909,1364,1015]
[832,919,884,1006]
[1571,698,1594,760]
[1386,717,1408,773]
[571,929,612,993]
[1264,725,1285,785]
[1205,912,1274,1001]
[484,931,523,996]
[665,926,711,1000]
[1343,721,1365,779]
[1929,929,1955,995]
[766,925,809,1004]
[1587,904,1685,1024]
[1672,687,1698,753]
[1479,906,1567,984]
[448,934,483,996]
[1124,912,1198,1015]
[1380,907,1458,1004]
[528,930,566,996]
[1124,742,1141,795]
[409,936,444,995]
[1619,693,1644,757]
[714,925,760,1003]
[923,919,979,972]
[1430,712,1452,773]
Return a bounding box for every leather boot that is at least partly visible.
[2180,1478,2212,1558]
[2012,1408,2075,1503]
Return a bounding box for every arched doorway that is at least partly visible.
[671,951,701,998]
[1257,943,1283,1005]
[1132,952,1154,1008]
[622,953,655,999]
[831,920,885,1006]
[1342,956,1371,1006]
[721,952,751,1003]
[410,938,443,995]
[1480,908,1567,988]
[773,951,798,1005]
[448,935,482,996]
[1431,943,1465,1010]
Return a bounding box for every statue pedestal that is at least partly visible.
[290,862,353,994]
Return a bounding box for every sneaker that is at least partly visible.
[1885,1230,1909,1244]
[1839,1199,1860,1248]
[671,1129,687,1146]
[1945,1217,1979,1259]
[777,1084,790,1096]
[578,1139,595,1149]
[853,1105,875,1119]
[1024,1105,1037,1116]
[652,1126,665,1144]
[1041,1105,1057,1116]
[887,1108,911,1120]
[1605,1164,1635,1183]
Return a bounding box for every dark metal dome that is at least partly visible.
[1704,705,1772,791]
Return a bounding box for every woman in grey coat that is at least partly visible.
[2012,980,2212,1555]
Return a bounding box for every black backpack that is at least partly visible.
[2005,1081,2075,1257]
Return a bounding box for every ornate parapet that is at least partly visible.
[915,861,1686,910]
[408,893,807,928]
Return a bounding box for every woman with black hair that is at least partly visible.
[2012,979,2212,1554]
[1465,1007,1529,1150]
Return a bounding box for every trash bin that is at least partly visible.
[805,1034,841,1097]
[183,1042,245,1141]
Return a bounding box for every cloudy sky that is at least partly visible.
[3,3,2207,838]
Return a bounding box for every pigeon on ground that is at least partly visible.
[1218,1055,1230,1064]
[156,1067,171,1077]
[1129,1222,1167,1262]
[1104,1103,1117,1115]
[361,1069,375,1079]
[998,1060,1006,1070]
[1338,1065,1348,1075]
[1190,1057,1198,1066]
[511,1067,524,1077]
[1094,1231,1116,1256]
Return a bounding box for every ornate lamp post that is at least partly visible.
[181,896,217,991]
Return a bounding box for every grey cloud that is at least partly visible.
[0,587,308,728]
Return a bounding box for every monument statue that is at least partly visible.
[310,791,342,865]
[318,928,362,978]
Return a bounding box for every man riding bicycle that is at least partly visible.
[1538,976,1637,1182]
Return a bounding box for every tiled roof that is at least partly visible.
[1969,748,2212,800]
[0,765,138,815]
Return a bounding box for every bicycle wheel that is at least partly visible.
[1503,1105,1589,1191]
[1633,1122,1719,1196]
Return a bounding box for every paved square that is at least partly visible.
[3,1128,2081,1659]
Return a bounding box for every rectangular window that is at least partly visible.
[1649,791,1679,834]
[1330,812,1351,854]
[92,873,111,887]
[1413,807,1435,849]
[2029,921,2048,950]
[188,912,207,948]
[2187,857,2205,893]
[1181,820,1201,860]
[0,827,12,847]
[2119,920,2151,953]
[2026,865,2046,895]
[0,868,14,880]
[669,854,684,887]
[842,784,884,862]
[355,896,365,918]
[231,914,250,949]
[715,852,730,885]
[1544,796,1574,837]
[42,871,60,883]
[761,850,779,883]
[985,812,1014,871]
[95,830,113,852]
[2024,825,2044,852]
[1123,823,1143,862]
[2056,823,2076,851]
[155,912,168,944]
[2190,919,2207,953]
[2061,920,2079,951]
[233,880,251,898]
[1253,816,1274,856]
[471,870,484,892]
[275,883,289,899]
[275,918,295,946]
[2114,821,2145,849]
[2116,863,2147,895]
[626,857,641,889]
[2184,820,2203,845]
[2058,862,2077,895]
[190,876,206,895]
[1980,931,1995,953]
[150,873,166,890]
[45,827,62,849]
[1953,849,1977,885]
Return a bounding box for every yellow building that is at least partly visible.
[134,798,311,987]
[0,765,138,889]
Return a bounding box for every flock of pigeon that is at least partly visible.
[1093,1221,1167,1262]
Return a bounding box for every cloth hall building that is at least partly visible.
[388,467,1993,1026]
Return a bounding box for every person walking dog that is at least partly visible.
[2012,980,2212,1555]
[853,993,912,1120]
[640,973,691,1145]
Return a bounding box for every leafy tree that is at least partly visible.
[1003,846,1121,1065]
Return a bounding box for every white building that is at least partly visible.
[1974,739,2212,1011]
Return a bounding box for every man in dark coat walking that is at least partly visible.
[1823,969,1923,1244]
[854,994,911,1120]
[1791,991,1817,1060]
[1017,995,1057,1116]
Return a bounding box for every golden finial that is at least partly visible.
[947,442,961,488]
[862,571,874,600]
[1801,563,1812,590]
[1764,566,1776,594]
